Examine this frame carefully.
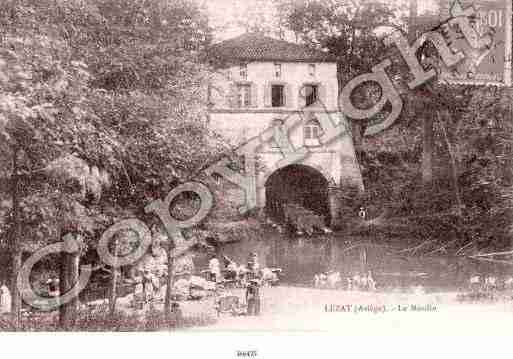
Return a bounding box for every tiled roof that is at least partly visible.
[208,33,336,64]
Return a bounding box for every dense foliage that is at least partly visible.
[274,0,513,255]
[0,0,227,324]
[0,0,225,249]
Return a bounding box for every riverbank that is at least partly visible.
[191,286,513,333]
[2,285,512,332]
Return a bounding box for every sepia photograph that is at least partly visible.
[0,0,513,356]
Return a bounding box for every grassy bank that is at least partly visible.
[0,304,217,332]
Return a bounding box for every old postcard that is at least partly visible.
[1,0,513,353]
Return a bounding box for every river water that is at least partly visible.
[217,231,512,292]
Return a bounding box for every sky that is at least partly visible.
[203,0,277,40]
[203,0,440,41]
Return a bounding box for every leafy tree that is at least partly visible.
[0,0,224,327]
[279,0,401,78]
[275,0,513,255]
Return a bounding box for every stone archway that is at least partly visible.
[264,164,330,226]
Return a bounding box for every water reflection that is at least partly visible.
[217,231,512,292]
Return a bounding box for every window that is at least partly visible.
[274,63,282,78]
[240,63,247,79]
[237,84,251,107]
[304,84,318,106]
[308,64,316,76]
[271,85,285,107]
[304,119,322,146]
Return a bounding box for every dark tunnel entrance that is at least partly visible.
[265,164,330,227]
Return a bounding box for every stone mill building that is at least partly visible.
[207,33,364,230]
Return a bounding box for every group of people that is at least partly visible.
[132,270,162,306]
[208,252,261,286]
[209,252,263,316]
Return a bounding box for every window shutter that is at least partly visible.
[251,82,258,108]
[227,83,237,108]
[298,85,306,108]
[284,84,292,108]
[318,83,326,106]
[263,82,271,107]
[329,83,338,109]
[304,126,311,139]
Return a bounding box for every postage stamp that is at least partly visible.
[438,0,512,85]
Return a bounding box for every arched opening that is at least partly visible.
[265,164,330,228]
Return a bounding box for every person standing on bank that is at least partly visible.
[358,207,367,220]
[247,252,260,281]
[209,254,221,283]
[223,255,238,281]
[245,252,262,315]
[0,283,11,314]
[142,270,155,302]
[246,279,261,316]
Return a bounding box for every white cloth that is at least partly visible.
[173,279,191,298]
[261,268,277,282]
[209,258,220,275]
[0,285,12,314]
[189,275,205,288]
[227,262,237,272]
[188,276,216,291]
[175,255,195,274]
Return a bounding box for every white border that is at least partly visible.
[504,0,512,86]
[4,333,513,359]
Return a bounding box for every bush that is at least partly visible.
[0,304,217,332]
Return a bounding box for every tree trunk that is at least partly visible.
[438,111,464,216]
[408,0,418,41]
[59,239,80,329]
[109,240,119,317]
[350,121,363,155]
[9,248,22,328]
[9,147,22,329]
[164,247,174,320]
[409,0,434,188]
[421,115,434,187]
